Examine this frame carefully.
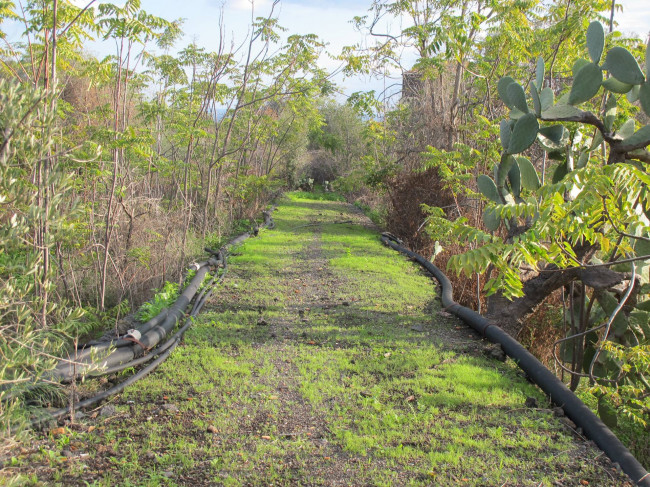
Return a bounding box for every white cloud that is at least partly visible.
[229,0,272,11]
[616,0,650,39]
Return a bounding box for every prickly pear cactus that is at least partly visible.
[477,21,650,229]
[468,22,650,427]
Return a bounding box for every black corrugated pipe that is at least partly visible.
[51,260,217,382]
[380,233,650,487]
[53,208,277,382]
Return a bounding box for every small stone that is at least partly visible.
[207,425,218,434]
[257,318,268,326]
[524,397,538,408]
[61,449,73,458]
[100,405,116,417]
[561,417,577,430]
[342,301,350,306]
[485,346,506,362]
[163,471,173,478]
[410,325,424,332]
[161,404,179,413]
[145,451,156,459]
[552,407,565,417]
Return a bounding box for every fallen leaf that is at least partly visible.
[384,352,391,358]
[50,427,66,436]
[406,395,415,402]
[87,426,95,433]
[261,435,271,440]
[580,481,589,486]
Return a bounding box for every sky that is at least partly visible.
[118,0,650,97]
[6,0,650,97]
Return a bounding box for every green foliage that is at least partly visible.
[444,21,650,426]
[135,281,179,322]
[0,80,86,434]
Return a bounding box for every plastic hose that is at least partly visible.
[380,233,650,486]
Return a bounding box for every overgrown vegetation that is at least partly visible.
[0,0,329,435]
[2,0,649,475]
[1,194,631,486]
[303,1,650,434]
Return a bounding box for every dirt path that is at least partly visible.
[1,192,631,486]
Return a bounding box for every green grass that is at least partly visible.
[2,192,631,487]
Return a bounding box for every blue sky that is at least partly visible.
[136,0,650,97]
[6,0,650,97]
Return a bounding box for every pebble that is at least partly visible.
[561,417,577,429]
[161,403,179,413]
[100,405,116,417]
[552,406,565,417]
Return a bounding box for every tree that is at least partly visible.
[442,22,650,425]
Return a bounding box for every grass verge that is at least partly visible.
[0,191,633,486]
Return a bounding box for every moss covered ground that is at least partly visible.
[0,192,632,486]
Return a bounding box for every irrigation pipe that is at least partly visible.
[21,208,274,430]
[380,232,650,487]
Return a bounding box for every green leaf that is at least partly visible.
[586,21,605,64]
[630,309,650,338]
[508,113,539,154]
[572,58,590,77]
[530,81,541,115]
[483,207,501,231]
[536,57,545,90]
[497,154,516,185]
[552,162,568,183]
[647,38,650,79]
[508,161,521,197]
[540,88,554,111]
[622,125,650,148]
[618,119,636,139]
[497,76,516,108]
[596,291,630,338]
[559,340,574,363]
[606,46,646,85]
[645,39,650,80]
[590,130,604,151]
[500,119,512,150]
[506,82,529,113]
[576,150,590,169]
[477,175,501,203]
[517,156,540,190]
[602,77,633,94]
[634,235,650,260]
[639,81,650,117]
[598,396,618,428]
[537,125,569,150]
[542,104,584,120]
[569,63,602,105]
[627,84,641,103]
